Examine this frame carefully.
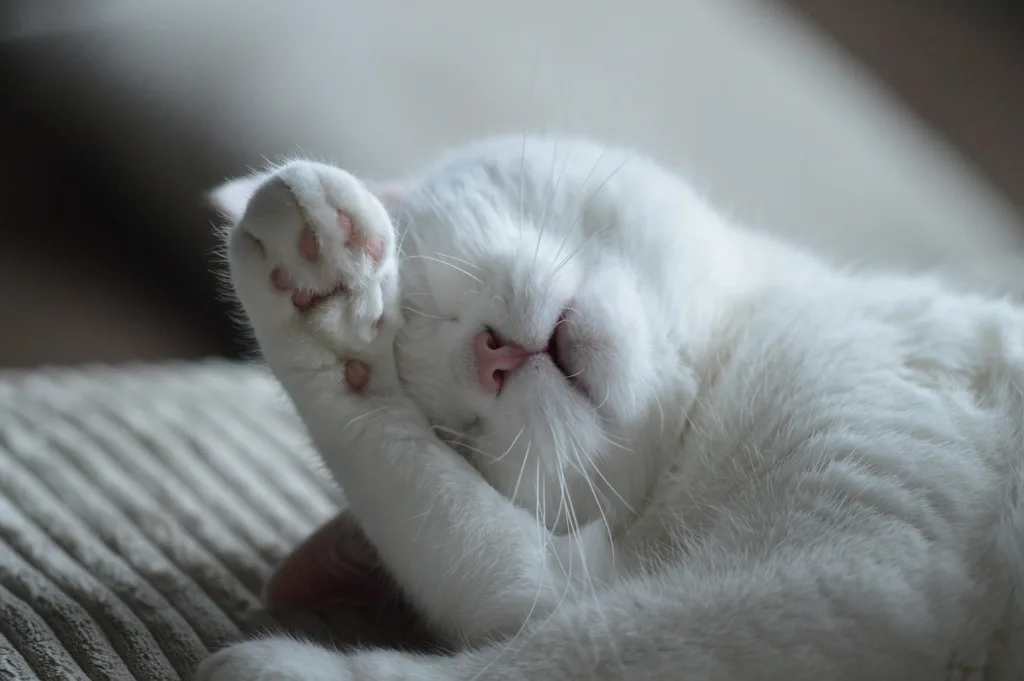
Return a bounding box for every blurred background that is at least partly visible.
[2,0,1022,368]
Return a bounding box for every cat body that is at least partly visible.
[198,137,1024,680]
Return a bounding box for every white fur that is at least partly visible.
[197,136,1024,680]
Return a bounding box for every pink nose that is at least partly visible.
[474,329,532,394]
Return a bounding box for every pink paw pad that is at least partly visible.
[298,227,319,261]
[271,268,293,291]
[269,267,336,311]
[345,360,370,391]
[291,290,317,309]
[337,209,383,264]
[337,210,355,241]
[349,232,384,263]
[363,236,384,263]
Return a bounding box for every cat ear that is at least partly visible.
[207,172,271,223]
[263,509,398,611]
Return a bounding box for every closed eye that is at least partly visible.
[400,307,459,323]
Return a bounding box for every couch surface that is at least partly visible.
[0,361,425,681]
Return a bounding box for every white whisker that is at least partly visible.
[342,406,394,431]
[404,254,483,283]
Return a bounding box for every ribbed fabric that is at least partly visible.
[0,361,426,681]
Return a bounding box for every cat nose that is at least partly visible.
[473,329,532,395]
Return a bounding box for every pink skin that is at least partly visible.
[336,209,384,262]
[473,329,544,395]
[298,227,320,261]
[267,209,384,391]
[336,210,354,244]
[344,360,371,392]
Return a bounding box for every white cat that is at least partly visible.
[197,136,1024,680]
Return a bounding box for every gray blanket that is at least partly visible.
[0,361,426,681]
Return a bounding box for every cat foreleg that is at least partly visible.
[220,159,613,644]
[290,373,615,644]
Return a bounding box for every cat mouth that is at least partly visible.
[546,314,591,402]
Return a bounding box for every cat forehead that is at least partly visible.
[417,136,612,190]
[408,139,623,222]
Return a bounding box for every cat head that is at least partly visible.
[371,136,759,529]
[212,136,764,532]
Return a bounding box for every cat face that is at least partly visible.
[387,137,721,526]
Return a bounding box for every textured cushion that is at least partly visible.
[0,361,425,681]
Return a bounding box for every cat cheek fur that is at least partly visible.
[391,157,696,525]
[198,136,1024,681]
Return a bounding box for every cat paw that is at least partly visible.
[225,160,401,373]
[194,640,456,681]
[194,640,353,681]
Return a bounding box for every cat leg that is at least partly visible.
[220,160,614,642]
[197,543,962,681]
